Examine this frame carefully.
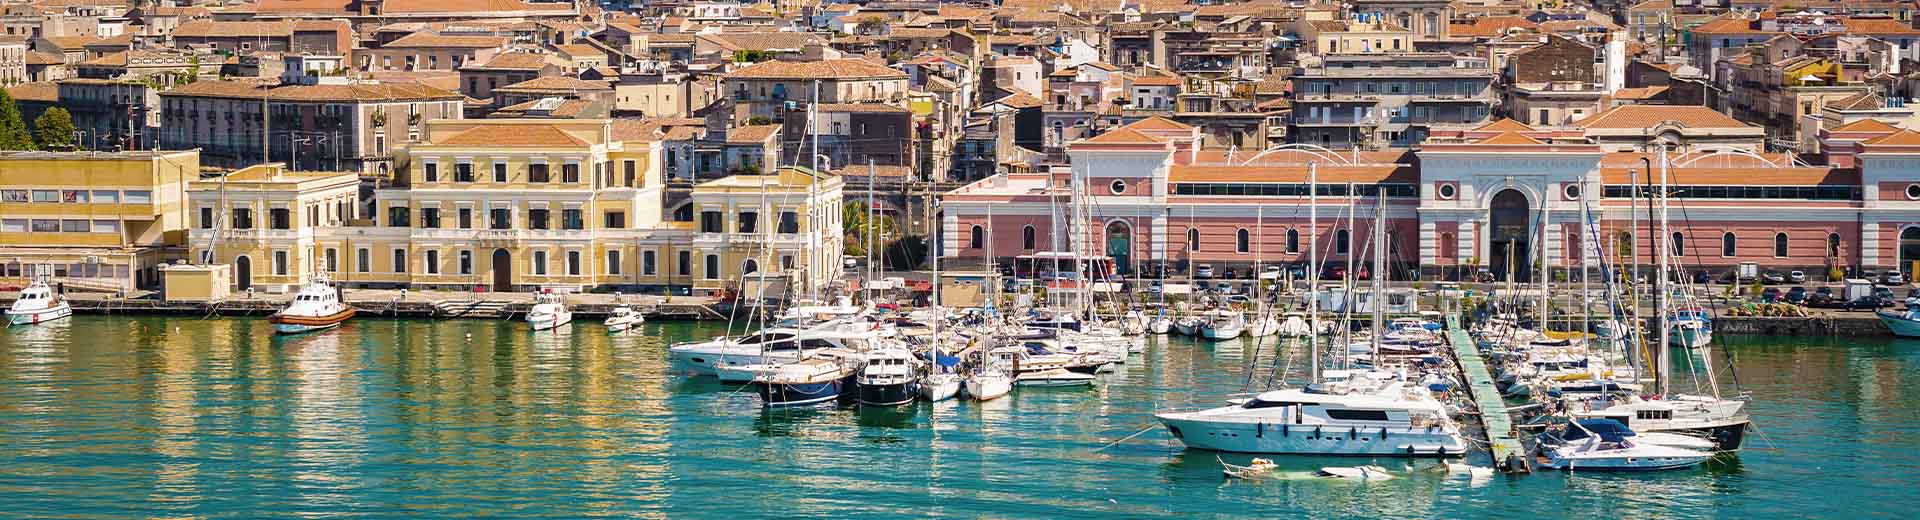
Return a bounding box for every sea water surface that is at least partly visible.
[0,316,1914,518]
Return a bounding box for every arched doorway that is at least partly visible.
[1901,227,1920,280]
[234,255,252,291]
[1105,221,1132,275]
[491,248,512,292]
[1488,190,1531,282]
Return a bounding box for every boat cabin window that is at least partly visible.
[1323,409,1392,421]
[1243,399,1304,409]
[738,333,793,345]
[1635,410,1672,420]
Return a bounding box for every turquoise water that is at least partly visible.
[0,316,1914,518]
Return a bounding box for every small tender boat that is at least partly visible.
[1013,368,1096,387]
[1222,457,1279,479]
[527,290,572,331]
[603,305,643,333]
[1878,306,1920,338]
[1317,466,1395,481]
[6,279,72,326]
[268,276,352,334]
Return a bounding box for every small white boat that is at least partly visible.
[1013,368,1096,387]
[1200,310,1245,340]
[1174,316,1202,336]
[1668,308,1713,349]
[6,279,71,326]
[964,368,1012,400]
[1147,315,1173,335]
[603,305,643,333]
[1317,465,1395,481]
[1244,313,1281,338]
[527,290,573,331]
[268,276,353,334]
[1879,307,1920,338]
[1222,457,1279,479]
[1540,419,1712,471]
[919,371,962,402]
[1277,313,1313,337]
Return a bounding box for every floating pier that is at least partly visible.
[1445,315,1530,473]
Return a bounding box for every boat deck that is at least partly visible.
[1446,315,1530,473]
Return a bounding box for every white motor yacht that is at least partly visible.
[603,305,643,333]
[268,276,353,334]
[1539,420,1711,471]
[1569,393,1749,450]
[1013,368,1096,387]
[6,279,71,326]
[751,348,864,408]
[1155,383,1467,457]
[526,290,573,331]
[856,346,920,407]
[670,318,894,381]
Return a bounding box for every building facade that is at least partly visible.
[0,151,198,292]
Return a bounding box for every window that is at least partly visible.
[533,251,548,275]
[61,219,87,232]
[528,209,550,230]
[1323,409,1391,421]
[562,209,583,230]
[357,248,370,273]
[1,189,24,202]
[703,254,719,279]
[1721,232,1737,257]
[1286,229,1300,253]
[1023,225,1037,250]
[567,251,581,275]
[778,211,798,233]
[0,219,21,232]
[608,250,622,275]
[1337,229,1351,254]
[623,160,637,187]
[458,250,472,274]
[970,225,984,249]
[421,207,441,228]
[232,208,253,229]
[1187,228,1200,251]
[387,206,410,227]
[1774,233,1789,258]
[458,208,474,229]
[700,211,723,233]
[274,251,288,275]
[425,162,439,182]
[529,163,550,182]
[92,220,118,234]
[425,250,440,274]
[738,211,758,233]
[1671,232,1684,256]
[678,251,691,276]
[1110,180,1127,194]
[1236,229,1250,253]
[270,208,290,230]
[643,251,657,275]
[393,249,407,273]
[1829,233,1842,258]
[30,219,56,232]
[604,211,626,229]
[31,189,56,202]
[493,162,507,182]
[490,208,511,230]
[561,163,580,183]
[61,190,86,203]
[325,249,338,272]
[455,163,474,182]
[782,255,795,269]
[123,191,151,203]
[199,207,214,229]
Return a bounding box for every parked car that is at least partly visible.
[1884,270,1907,286]
[1787,270,1807,284]
[1195,264,1214,279]
[1223,267,1239,280]
[1785,286,1809,305]
[1759,287,1782,303]
[1693,271,1712,285]
[1760,271,1785,284]
[1327,265,1349,280]
[1147,281,1163,296]
[1905,287,1920,308]
[1842,288,1896,310]
[1809,286,1837,307]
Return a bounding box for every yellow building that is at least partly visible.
[684,166,844,294]
[0,150,198,293]
[186,163,360,292]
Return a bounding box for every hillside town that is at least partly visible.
[0,0,1917,296]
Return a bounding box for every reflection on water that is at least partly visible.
[0,319,1914,517]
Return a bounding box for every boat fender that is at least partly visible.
[1348,427,1356,439]
[1256,422,1263,438]
[1381,427,1388,440]
[1281,424,1288,437]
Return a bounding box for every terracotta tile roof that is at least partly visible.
[1123,116,1194,132]
[438,124,589,147]
[254,0,350,13]
[1572,105,1749,129]
[985,90,1043,109]
[173,20,293,38]
[726,124,781,143]
[23,51,60,66]
[884,28,953,39]
[5,82,57,102]
[609,117,703,141]
[1843,17,1920,35]
[495,76,611,92]
[1830,118,1901,133]
[1863,129,1920,146]
[1131,73,1181,87]
[465,52,555,70]
[1170,164,1414,184]
[817,103,909,113]
[1827,91,1883,111]
[1611,86,1670,100]
[1080,127,1164,145]
[383,32,509,49]
[1476,131,1547,145]
[723,58,904,80]
[37,36,98,50]
[1691,16,1769,35]
[1474,118,1537,132]
[162,80,464,101]
[1598,152,1850,185]
[699,32,821,52]
[380,0,571,13]
[495,98,595,118]
[553,44,603,58]
[76,51,127,67]
[1451,16,1537,37]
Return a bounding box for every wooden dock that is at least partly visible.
[1445,315,1530,473]
[8,296,734,321]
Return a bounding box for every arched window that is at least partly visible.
[1236,228,1250,253]
[1829,233,1842,258]
[1775,232,1789,258]
[1439,232,1456,260]
[1285,229,1300,253]
[969,225,984,249]
[1336,229,1351,254]
[743,259,759,275]
[1721,232,1737,257]
[1670,232,1684,257]
[1022,225,1036,250]
[1187,228,1199,251]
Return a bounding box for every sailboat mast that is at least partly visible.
[1540,188,1551,329]
[1369,189,1385,355]
[1656,148,1673,397]
[1308,162,1320,383]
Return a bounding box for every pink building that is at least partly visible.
[940,117,1920,282]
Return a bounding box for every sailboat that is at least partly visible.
[1200,309,1246,339]
[963,341,1013,400]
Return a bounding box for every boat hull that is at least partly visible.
[604,317,641,333]
[268,308,354,335]
[1878,311,1920,338]
[528,313,573,331]
[1157,416,1467,457]
[857,381,916,407]
[1669,325,1712,349]
[1201,325,1243,340]
[6,303,72,326]
[920,377,961,402]
[963,376,1011,400]
[755,376,853,408]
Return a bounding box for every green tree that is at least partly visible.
[0,89,34,151]
[33,107,74,151]
[843,202,899,259]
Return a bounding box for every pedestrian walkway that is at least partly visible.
[1446,315,1529,472]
